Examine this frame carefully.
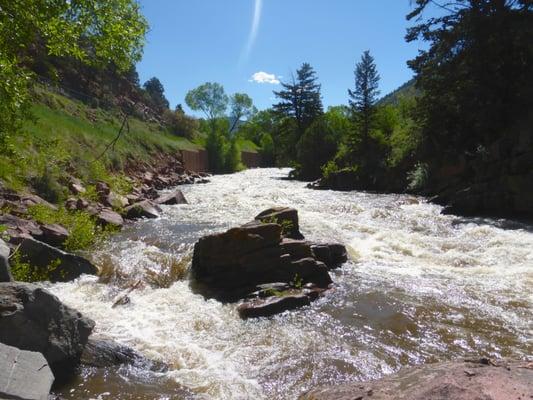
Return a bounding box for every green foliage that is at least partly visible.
[0,0,148,139]
[229,93,257,134]
[406,0,533,159]
[186,83,229,124]
[0,90,199,194]
[163,108,200,139]
[143,77,170,112]
[260,216,294,237]
[295,115,340,180]
[407,162,429,191]
[10,251,61,283]
[27,204,116,252]
[291,273,303,289]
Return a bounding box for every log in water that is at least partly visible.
[49,168,533,400]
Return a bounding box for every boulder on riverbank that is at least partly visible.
[0,282,95,382]
[299,358,533,400]
[0,342,55,400]
[12,237,98,282]
[191,208,348,317]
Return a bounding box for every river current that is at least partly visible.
[50,168,533,400]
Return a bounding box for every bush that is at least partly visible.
[28,204,116,251]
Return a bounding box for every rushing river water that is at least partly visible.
[50,168,533,400]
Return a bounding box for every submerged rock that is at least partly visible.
[238,294,311,319]
[0,342,55,400]
[81,336,167,372]
[299,359,533,400]
[0,282,95,382]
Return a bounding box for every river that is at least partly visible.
[50,168,533,400]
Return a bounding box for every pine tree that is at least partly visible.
[273,63,323,134]
[143,77,170,112]
[348,51,380,144]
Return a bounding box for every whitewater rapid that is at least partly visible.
[49,168,533,400]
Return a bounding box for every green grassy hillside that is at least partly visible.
[0,87,201,198]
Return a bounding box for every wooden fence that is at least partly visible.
[181,149,262,172]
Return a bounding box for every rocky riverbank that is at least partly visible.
[300,358,533,400]
[0,153,208,282]
[0,153,208,399]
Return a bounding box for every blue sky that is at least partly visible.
[137,0,428,115]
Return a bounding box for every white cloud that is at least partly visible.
[249,71,280,85]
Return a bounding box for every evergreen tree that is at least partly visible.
[406,0,533,156]
[348,51,380,144]
[273,63,323,134]
[273,63,323,161]
[143,77,170,112]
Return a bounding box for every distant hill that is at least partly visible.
[378,79,418,106]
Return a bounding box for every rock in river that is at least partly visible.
[191,208,348,317]
[0,282,95,382]
[191,221,332,301]
[255,206,304,239]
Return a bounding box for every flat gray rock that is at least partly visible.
[0,342,54,400]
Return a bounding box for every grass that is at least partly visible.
[0,86,201,195]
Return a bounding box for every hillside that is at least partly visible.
[377,79,418,106]
[0,86,201,199]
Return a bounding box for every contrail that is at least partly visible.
[239,0,263,66]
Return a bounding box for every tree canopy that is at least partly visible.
[143,77,170,112]
[406,0,533,156]
[0,0,148,138]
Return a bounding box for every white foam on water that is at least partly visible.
[48,168,533,399]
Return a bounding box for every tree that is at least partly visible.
[229,93,257,134]
[0,0,148,138]
[185,83,229,134]
[406,0,533,157]
[273,63,323,134]
[143,77,170,112]
[348,51,380,145]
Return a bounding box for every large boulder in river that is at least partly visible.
[0,342,55,400]
[13,238,98,282]
[0,239,12,282]
[299,359,533,400]
[255,207,304,239]
[191,220,332,301]
[0,282,95,382]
